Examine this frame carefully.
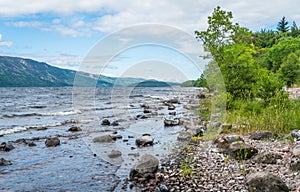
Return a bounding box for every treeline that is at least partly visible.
[194,6,300,105]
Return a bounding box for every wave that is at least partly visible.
[2,110,82,118]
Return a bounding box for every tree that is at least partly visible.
[253,29,277,48]
[290,21,300,37]
[277,16,289,33]
[278,52,300,87]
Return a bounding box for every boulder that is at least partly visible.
[101,119,110,126]
[290,158,300,171]
[213,135,244,149]
[143,109,151,113]
[136,134,154,147]
[246,171,289,192]
[164,118,180,126]
[252,152,279,164]
[130,154,159,179]
[108,150,122,158]
[168,98,180,104]
[45,137,60,147]
[227,141,258,160]
[177,131,191,141]
[93,135,115,143]
[168,104,176,110]
[0,158,12,166]
[68,126,82,132]
[249,131,276,140]
[111,121,119,126]
[169,111,176,116]
[0,142,15,151]
[291,130,300,141]
[292,144,300,156]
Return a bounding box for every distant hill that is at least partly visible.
[130,80,179,87]
[0,56,177,87]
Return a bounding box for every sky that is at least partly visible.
[0,0,300,82]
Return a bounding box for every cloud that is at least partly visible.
[0,34,13,47]
[5,21,42,27]
[1,0,300,36]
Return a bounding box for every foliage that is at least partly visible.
[277,16,289,33]
[290,21,300,37]
[253,29,277,48]
[278,52,300,87]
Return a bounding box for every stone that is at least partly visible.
[227,141,258,160]
[246,171,289,192]
[177,131,191,141]
[130,154,159,179]
[141,104,150,109]
[252,152,278,164]
[0,158,12,166]
[169,111,176,116]
[168,98,180,104]
[164,118,180,126]
[68,126,82,132]
[101,119,110,126]
[290,158,300,171]
[0,142,15,151]
[168,104,176,110]
[108,150,122,158]
[291,130,300,141]
[45,137,60,147]
[111,121,119,126]
[136,135,154,147]
[93,135,115,143]
[249,131,276,140]
[213,135,244,149]
[292,144,300,156]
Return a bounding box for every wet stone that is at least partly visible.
[0,158,12,166]
[93,135,115,143]
[108,150,122,158]
[101,119,111,126]
[45,137,60,147]
[0,142,15,151]
[68,126,82,132]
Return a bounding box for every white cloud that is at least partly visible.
[0,34,13,47]
[5,21,42,27]
[1,0,300,36]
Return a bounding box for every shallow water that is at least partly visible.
[0,87,202,191]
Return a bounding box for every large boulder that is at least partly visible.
[252,152,280,164]
[45,137,60,147]
[291,130,300,141]
[136,134,154,147]
[246,171,289,192]
[249,131,276,140]
[93,135,115,143]
[213,135,244,149]
[227,141,258,160]
[0,142,15,151]
[130,154,159,179]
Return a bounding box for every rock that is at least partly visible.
[169,111,176,116]
[136,135,154,147]
[291,130,300,141]
[197,93,206,99]
[141,104,150,109]
[159,183,169,192]
[110,134,122,140]
[130,154,159,179]
[28,142,36,147]
[111,121,119,126]
[246,171,289,192]
[45,137,60,147]
[249,131,276,140]
[177,131,191,141]
[0,142,15,151]
[290,158,300,171]
[101,119,110,126]
[143,109,151,113]
[292,144,300,156]
[168,98,180,104]
[136,114,150,119]
[164,118,180,126]
[68,126,82,132]
[93,135,115,143]
[252,152,278,164]
[213,135,244,149]
[168,104,176,110]
[194,127,206,137]
[227,141,258,160]
[108,150,122,158]
[0,158,12,166]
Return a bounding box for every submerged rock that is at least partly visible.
[101,119,111,126]
[249,131,276,140]
[93,135,115,143]
[0,158,12,166]
[111,121,119,126]
[246,171,289,192]
[45,137,60,147]
[108,150,122,158]
[68,126,82,132]
[0,142,15,151]
[130,154,159,179]
[136,134,154,147]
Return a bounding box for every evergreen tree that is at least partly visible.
[290,21,300,37]
[277,16,289,33]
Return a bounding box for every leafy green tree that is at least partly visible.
[253,29,277,48]
[277,16,289,33]
[262,37,300,72]
[278,52,300,87]
[193,73,208,88]
[290,21,300,37]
